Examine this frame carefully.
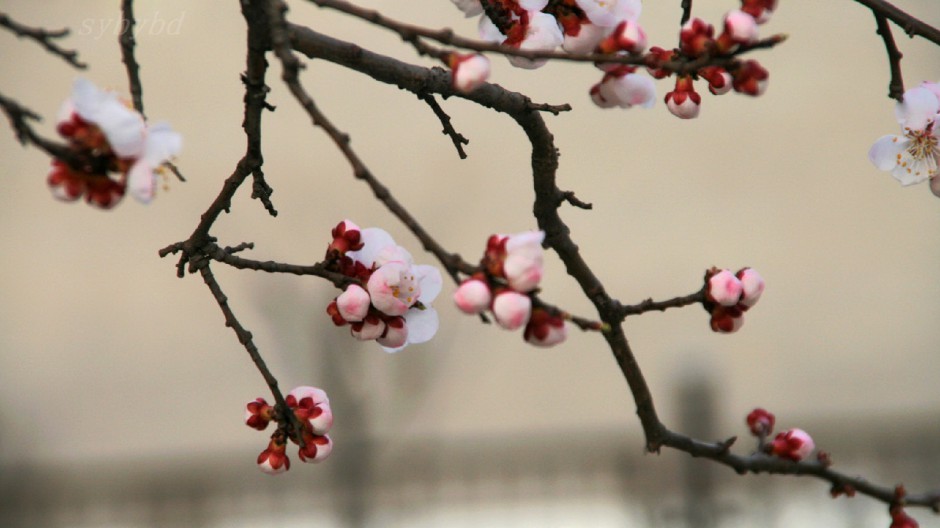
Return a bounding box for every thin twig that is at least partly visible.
[680,0,693,26]
[419,93,469,159]
[619,288,706,319]
[852,0,940,45]
[199,263,305,448]
[119,0,145,116]
[873,13,905,101]
[0,12,86,69]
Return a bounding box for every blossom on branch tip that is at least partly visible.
[328,219,363,257]
[450,53,490,93]
[257,438,290,475]
[665,76,701,119]
[770,428,815,461]
[298,432,333,463]
[868,85,939,189]
[706,269,743,307]
[244,397,273,431]
[736,267,765,308]
[51,78,182,208]
[721,9,759,47]
[732,60,769,96]
[740,0,777,24]
[746,407,775,437]
[286,386,333,435]
[593,67,657,109]
[328,224,442,351]
[575,0,641,28]
[493,290,532,330]
[454,277,493,314]
[336,284,371,322]
[523,308,568,347]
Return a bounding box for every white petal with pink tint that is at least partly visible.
[454,279,492,314]
[492,291,532,330]
[894,86,939,131]
[707,270,743,306]
[347,227,396,267]
[576,0,641,27]
[336,284,371,322]
[507,12,564,69]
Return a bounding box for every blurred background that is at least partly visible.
[0,1,938,526]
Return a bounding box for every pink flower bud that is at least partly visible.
[679,18,714,57]
[245,397,273,431]
[710,307,744,333]
[707,269,743,306]
[700,66,733,95]
[608,20,647,54]
[454,278,493,314]
[298,433,333,463]
[350,313,386,341]
[732,60,769,96]
[523,309,568,347]
[736,267,765,308]
[770,428,815,461]
[336,284,371,322]
[257,439,290,475]
[287,386,332,435]
[492,291,532,330]
[741,0,777,24]
[326,300,347,326]
[328,219,363,256]
[503,231,545,292]
[377,316,408,348]
[450,53,490,93]
[723,10,758,44]
[665,76,701,119]
[746,407,775,436]
[596,68,657,109]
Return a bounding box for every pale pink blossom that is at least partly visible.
[382,305,440,353]
[868,86,940,186]
[771,428,815,461]
[523,309,568,347]
[351,314,386,341]
[336,284,371,322]
[506,12,565,69]
[562,23,609,54]
[665,77,701,119]
[451,53,490,93]
[503,230,545,292]
[596,69,657,109]
[723,10,759,44]
[298,433,333,463]
[575,0,642,27]
[257,441,290,475]
[67,77,146,158]
[736,268,765,308]
[707,269,743,307]
[126,122,183,203]
[492,291,532,330]
[609,20,647,54]
[287,386,332,435]
[377,316,408,349]
[454,278,493,314]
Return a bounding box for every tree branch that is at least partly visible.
[873,12,905,101]
[418,93,469,159]
[0,11,86,69]
[852,0,940,46]
[119,0,145,116]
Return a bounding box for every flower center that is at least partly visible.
[898,127,939,179]
[390,273,419,306]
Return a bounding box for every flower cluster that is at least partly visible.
[703,267,764,333]
[656,1,776,119]
[868,81,940,195]
[447,0,779,117]
[246,386,334,475]
[745,407,815,462]
[325,220,443,352]
[454,230,568,347]
[49,78,181,208]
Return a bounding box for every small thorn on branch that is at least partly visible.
[527,101,572,115]
[559,190,593,210]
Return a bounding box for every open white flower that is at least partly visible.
[868,86,939,187]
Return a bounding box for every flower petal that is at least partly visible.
[415,264,442,304]
[126,159,155,203]
[404,307,439,344]
[347,227,396,267]
[868,135,903,171]
[143,121,182,165]
[895,87,939,131]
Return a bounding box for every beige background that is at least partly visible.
[0,0,938,519]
